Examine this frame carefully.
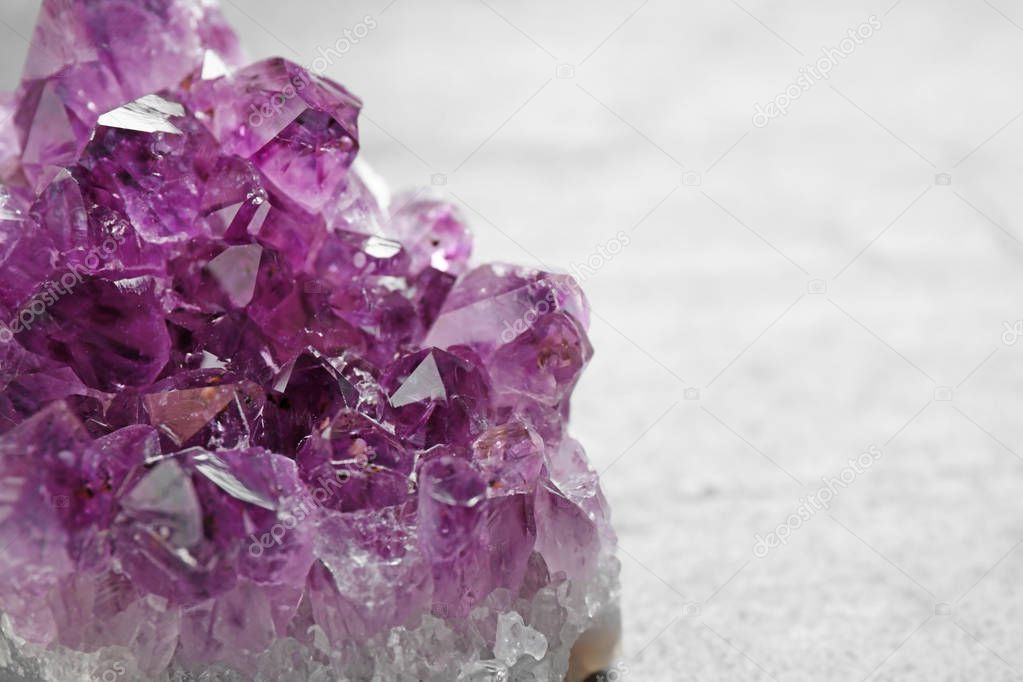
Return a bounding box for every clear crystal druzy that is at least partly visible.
[0,1,619,680]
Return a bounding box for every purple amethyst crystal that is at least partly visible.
[0,1,618,680]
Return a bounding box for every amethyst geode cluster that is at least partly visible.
[0,1,618,680]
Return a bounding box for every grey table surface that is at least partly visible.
[4,1,1023,680]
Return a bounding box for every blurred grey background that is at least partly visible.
[5,0,1023,679]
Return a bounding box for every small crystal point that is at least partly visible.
[205,243,263,307]
[388,350,448,407]
[143,384,240,446]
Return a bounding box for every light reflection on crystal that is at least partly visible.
[96,94,185,135]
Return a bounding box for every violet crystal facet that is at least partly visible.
[0,2,619,680]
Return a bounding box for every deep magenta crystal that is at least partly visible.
[0,1,617,679]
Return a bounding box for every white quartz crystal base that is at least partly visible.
[1,557,619,682]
